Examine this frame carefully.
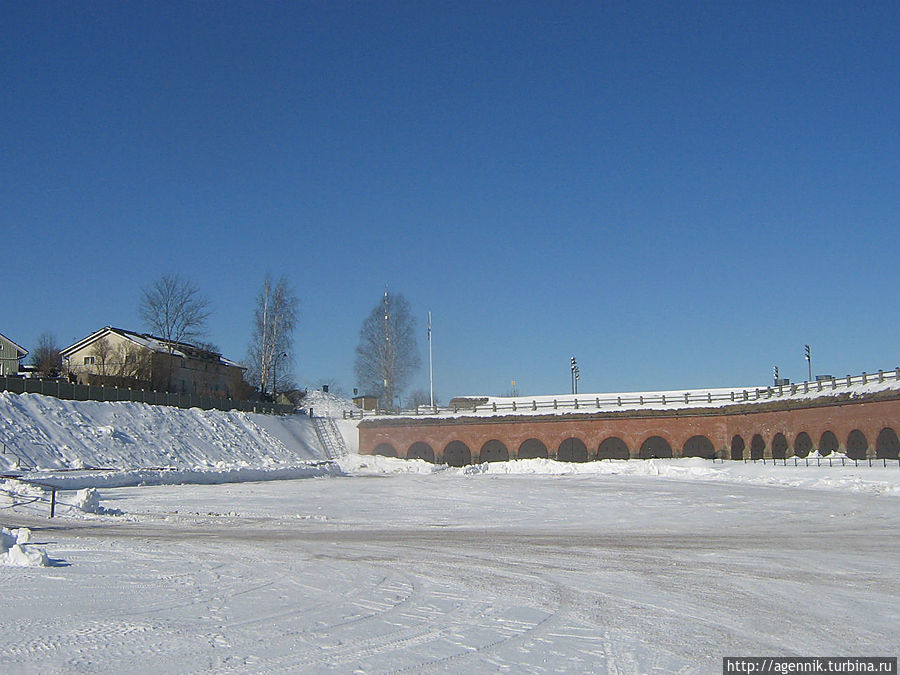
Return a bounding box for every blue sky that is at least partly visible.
[3,1,898,400]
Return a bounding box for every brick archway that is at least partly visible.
[374,442,397,457]
[597,436,629,460]
[518,438,548,459]
[772,433,789,459]
[750,434,765,460]
[558,437,588,462]
[480,439,509,463]
[794,432,813,458]
[731,435,745,460]
[847,429,868,460]
[358,393,900,466]
[640,436,672,459]
[819,431,838,456]
[876,428,899,459]
[408,441,434,462]
[683,435,715,459]
[443,441,471,467]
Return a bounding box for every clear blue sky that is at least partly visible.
[3,1,898,400]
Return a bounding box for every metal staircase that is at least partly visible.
[312,415,347,460]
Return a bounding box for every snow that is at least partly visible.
[1,391,898,672]
[0,391,333,471]
[0,527,48,567]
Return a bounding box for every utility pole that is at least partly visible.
[428,311,434,409]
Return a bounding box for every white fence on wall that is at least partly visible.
[344,368,900,419]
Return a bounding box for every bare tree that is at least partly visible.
[139,274,211,390]
[31,332,62,377]
[89,337,114,377]
[140,274,211,344]
[354,291,421,409]
[408,389,440,409]
[113,342,152,382]
[246,274,299,396]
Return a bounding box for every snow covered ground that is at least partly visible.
[2,458,899,673]
[1,392,898,673]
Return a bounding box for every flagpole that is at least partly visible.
[428,311,434,410]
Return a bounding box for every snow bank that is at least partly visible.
[336,453,440,475]
[72,487,122,515]
[20,462,341,491]
[0,527,48,567]
[336,456,900,497]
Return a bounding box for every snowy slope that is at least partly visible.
[0,391,348,472]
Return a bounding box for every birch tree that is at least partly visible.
[354,291,421,410]
[247,274,299,396]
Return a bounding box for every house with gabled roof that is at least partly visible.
[60,326,246,399]
[0,332,28,376]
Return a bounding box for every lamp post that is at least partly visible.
[272,352,287,399]
[570,357,579,395]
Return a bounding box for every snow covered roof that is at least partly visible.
[61,326,244,370]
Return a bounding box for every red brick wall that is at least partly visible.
[358,395,900,463]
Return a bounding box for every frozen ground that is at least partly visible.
[1,392,898,673]
[2,458,899,674]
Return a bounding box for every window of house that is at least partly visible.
[84,356,96,365]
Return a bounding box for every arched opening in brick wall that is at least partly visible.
[819,431,838,456]
[772,433,789,459]
[518,438,548,459]
[683,435,715,459]
[408,441,435,463]
[640,436,672,459]
[847,429,868,460]
[597,437,629,460]
[558,437,588,462]
[374,443,397,457]
[750,434,765,460]
[875,428,899,459]
[794,432,813,458]
[480,439,509,463]
[731,435,745,460]
[444,441,471,467]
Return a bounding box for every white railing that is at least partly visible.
[312,415,348,458]
[343,368,900,420]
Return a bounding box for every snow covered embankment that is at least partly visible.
[0,391,353,474]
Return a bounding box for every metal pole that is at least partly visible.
[428,312,434,409]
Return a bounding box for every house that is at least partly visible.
[352,394,380,411]
[60,326,246,399]
[0,332,28,376]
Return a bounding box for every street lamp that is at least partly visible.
[272,352,287,399]
[570,357,579,395]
